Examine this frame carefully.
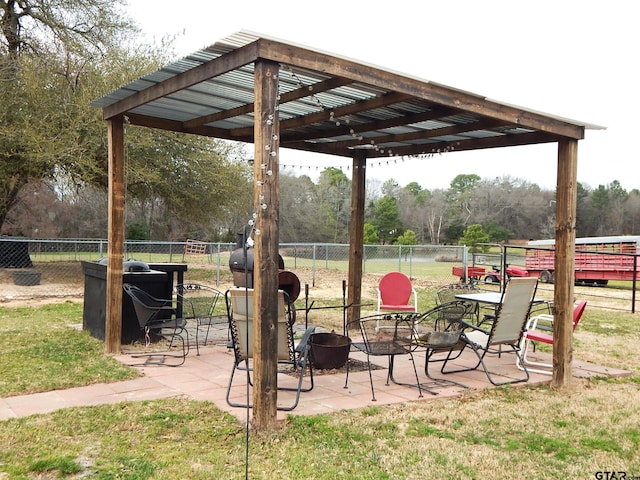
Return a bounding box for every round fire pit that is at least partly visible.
[310,332,351,370]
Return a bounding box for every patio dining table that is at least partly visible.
[454,291,548,323]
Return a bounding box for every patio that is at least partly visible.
[113,326,627,423]
[0,322,626,422]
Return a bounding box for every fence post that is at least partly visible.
[325,244,329,269]
[462,245,468,284]
[312,244,317,287]
[409,246,413,279]
[363,244,367,272]
[216,243,221,286]
[633,255,637,314]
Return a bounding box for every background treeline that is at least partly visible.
[3,166,638,245]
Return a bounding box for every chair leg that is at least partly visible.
[517,337,553,375]
[130,327,188,367]
[363,354,377,402]
[422,348,468,390]
[193,321,201,356]
[441,343,530,385]
[387,354,427,396]
[226,361,251,409]
[226,357,313,411]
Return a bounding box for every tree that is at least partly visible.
[363,222,379,244]
[484,220,513,243]
[1,1,250,237]
[316,167,351,243]
[459,224,490,253]
[622,190,640,234]
[0,0,136,230]
[447,173,481,221]
[381,178,401,198]
[398,182,430,243]
[374,196,402,245]
[279,173,325,242]
[395,229,417,245]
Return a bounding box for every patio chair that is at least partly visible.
[517,300,587,374]
[345,312,424,401]
[413,300,476,392]
[377,272,418,314]
[176,283,225,355]
[122,283,189,367]
[436,284,480,322]
[440,277,539,385]
[225,287,315,411]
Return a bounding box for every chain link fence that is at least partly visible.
[1,237,465,301]
[1,237,639,312]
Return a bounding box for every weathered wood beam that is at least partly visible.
[552,139,578,387]
[102,42,259,120]
[257,38,586,140]
[347,152,366,327]
[105,116,125,354]
[251,59,281,429]
[125,112,231,139]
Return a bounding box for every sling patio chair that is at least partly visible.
[123,283,189,367]
[225,287,316,412]
[436,284,481,323]
[517,300,587,375]
[440,277,539,386]
[345,312,424,401]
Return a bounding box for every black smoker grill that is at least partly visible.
[229,234,300,304]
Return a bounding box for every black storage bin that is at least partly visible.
[0,237,33,268]
[82,260,170,344]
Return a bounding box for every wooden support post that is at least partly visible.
[252,59,280,429]
[347,153,366,327]
[553,139,578,387]
[105,116,125,354]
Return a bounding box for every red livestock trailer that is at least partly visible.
[525,236,640,285]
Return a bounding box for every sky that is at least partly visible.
[124,0,638,192]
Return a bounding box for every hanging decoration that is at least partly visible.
[245,69,280,245]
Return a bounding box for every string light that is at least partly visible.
[280,64,456,170]
[243,69,281,244]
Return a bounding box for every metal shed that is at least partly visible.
[92,30,603,428]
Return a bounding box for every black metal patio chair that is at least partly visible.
[345,312,423,401]
[176,283,225,354]
[123,283,189,367]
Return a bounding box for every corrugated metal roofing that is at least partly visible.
[92,30,603,159]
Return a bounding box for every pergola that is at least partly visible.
[92,30,602,429]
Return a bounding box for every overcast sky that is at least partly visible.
[124,0,638,192]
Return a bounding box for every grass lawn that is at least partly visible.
[1,299,640,479]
